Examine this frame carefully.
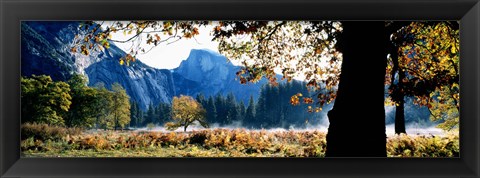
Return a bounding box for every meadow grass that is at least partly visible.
[21,127,459,157]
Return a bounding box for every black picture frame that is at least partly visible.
[1,0,479,177]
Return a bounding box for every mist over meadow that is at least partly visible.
[133,101,444,137]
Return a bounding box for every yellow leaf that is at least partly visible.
[451,46,456,54]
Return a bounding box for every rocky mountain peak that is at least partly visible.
[174,49,235,83]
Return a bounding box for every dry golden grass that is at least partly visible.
[21,128,459,157]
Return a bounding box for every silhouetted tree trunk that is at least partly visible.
[114,110,118,131]
[326,21,387,157]
[394,74,406,134]
[386,22,411,134]
[388,40,406,134]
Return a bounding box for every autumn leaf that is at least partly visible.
[450,46,456,54]
[240,77,247,84]
[290,95,300,106]
[303,97,313,104]
[192,27,199,35]
[214,26,222,32]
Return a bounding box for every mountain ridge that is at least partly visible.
[21,21,176,110]
[172,48,269,104]
[21,21,268,110]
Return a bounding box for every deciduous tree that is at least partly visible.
[111,83,131,130]
[166,95,208,132]
[65,74,98,128]
[21,75,72,126]
[386,22,459,132]
[92,82,114,130]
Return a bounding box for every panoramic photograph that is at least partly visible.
[20,21,459,157]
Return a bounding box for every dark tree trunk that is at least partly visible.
[388,37,406,134]
[394,73,406,134]
[394,99,406,134]
[114,118,117,131]
[386,21,411,134]
[184,121,188,132]
[326,21,387,157]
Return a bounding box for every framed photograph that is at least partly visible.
[1,0,479,177]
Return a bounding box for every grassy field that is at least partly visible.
[21,124,459,157]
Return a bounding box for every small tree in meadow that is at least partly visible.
[165,95,208,132]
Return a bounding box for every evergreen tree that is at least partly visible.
[130,101,139,128]
[144,103,155,125]
[195,93,207,106]
[256,86,268,129]
[226,92,238,124]
[157,103,171,124]
[137,106,144,127]
[214,94,227,125]
[267,85,280,126]
[245,95,256,127]
[238,100,246,122]
[206,96,217,124]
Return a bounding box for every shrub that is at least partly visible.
[21,128,459,158]
[21,123,83,141]
[146,123,155,131]
[76,135,111,150]
[188,131,207,145]
[386,133,459,157]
